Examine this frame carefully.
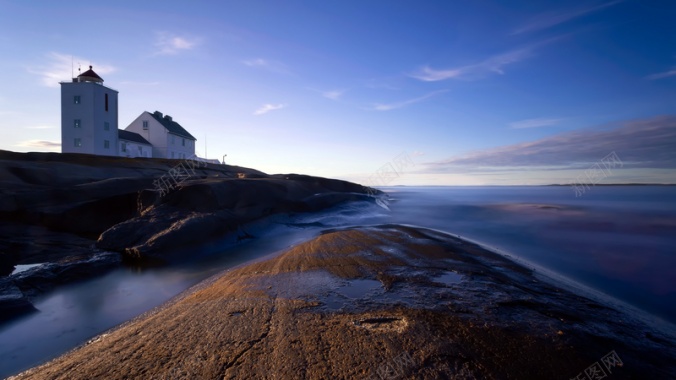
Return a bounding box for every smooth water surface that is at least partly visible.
[381,186,676,325]
[0,204,384,378]
[1,186,675,377]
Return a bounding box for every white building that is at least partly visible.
[60,66,119,156]
[60,67,198,160]
[125,111,196,159]
[118,129,152,158]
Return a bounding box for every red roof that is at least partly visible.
[78,65,103,82]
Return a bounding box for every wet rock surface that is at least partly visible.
[0,151,378,322]
[12,225,675,379]
[0,278,36,323]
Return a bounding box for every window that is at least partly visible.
[121,142,126,152]
[74,119,81,128]
[104,140,110,149]
[104,122,110,131]
[182,138,185,146]
[138,146,142,154]
[142,121,149,130]
[105,93,109,112]
[171,135,175,145]
[73,96,81,104]
[74,138,81,147]
[171,152,175,158]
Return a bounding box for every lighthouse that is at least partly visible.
[60,66,119,156]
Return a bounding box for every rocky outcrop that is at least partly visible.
[0,278,36,323]
[96,176,372,261]
[12,225,675,379]
[0,151,379,321]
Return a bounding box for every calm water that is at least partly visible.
[382,186,676,325]
[1,186,675,377]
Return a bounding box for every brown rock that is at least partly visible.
[13,225,675,379]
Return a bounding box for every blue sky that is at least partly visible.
[0,0,674,185]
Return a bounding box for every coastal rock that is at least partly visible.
[12,252,121,299]
[0,278,36,323]
[0,150,380,316]
[14,225,676,379]
[96,177,374,261]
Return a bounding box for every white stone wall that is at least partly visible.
[119,140,152,158]
[166,132,195,159]
[60,81,118,156]
[125,111,168,158]
[125,111,196,159]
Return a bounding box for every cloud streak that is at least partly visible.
[646,68,676,80]
[372,90,447,111]
[29,52,116,88]
[242,58,291,75]
[322,89,346,100]
[154,32,202,55]
[409,47,533,82]
[16,140,61,150]
[509,118,562,129]
[253,103,286,115]
[512,0,623,35]
[423,115,676,173]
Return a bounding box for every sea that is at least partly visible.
[1,185,675,378]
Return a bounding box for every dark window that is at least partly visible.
[74,119,81,128]
[104,122,110,131]
[74,138,81,147]
[142,121,149,130]
[105,93,109,112]
[74,96,80,104]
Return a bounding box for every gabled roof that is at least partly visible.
[78,65,103,83]
[149,111,196,140]
[118,129,151,145]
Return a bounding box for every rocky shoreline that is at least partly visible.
[10,225,676,379]
[0,151,379,322]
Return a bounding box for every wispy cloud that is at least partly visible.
[154,32,202,55]
[322,89,346,100]
[306,87,348,100]
[512,0,623,35]
[28,52,116,88]
[16,140,61,151]
[242,58,291,75]
[253,103,286,115]
[372,90,447,111]
[509,118,563,129]
[646,68,676,80]
[423,115,676,173]
[409,47,533,82]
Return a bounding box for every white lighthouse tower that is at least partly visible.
[60,66,118,156]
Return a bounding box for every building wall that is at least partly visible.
[166,132,195,159]
[125,111,196,159]
[119,140,152,158]
[61,81,118,156]
[126,112,168,158]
